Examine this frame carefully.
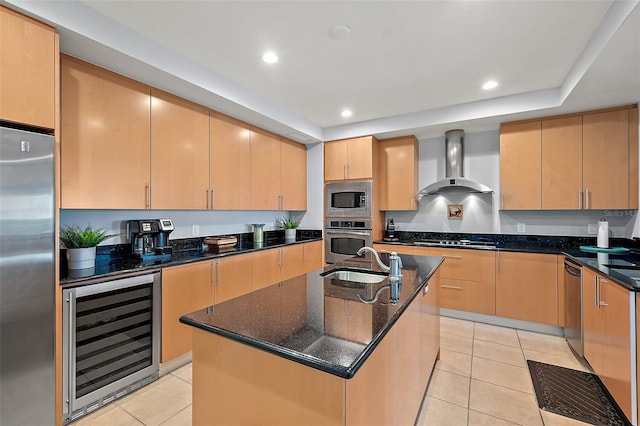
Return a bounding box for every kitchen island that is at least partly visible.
[180,252,443,425]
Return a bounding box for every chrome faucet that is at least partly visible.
[356,246,403,304]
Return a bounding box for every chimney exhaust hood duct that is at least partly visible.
[417,129,493,199]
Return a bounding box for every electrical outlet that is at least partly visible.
[587,223,598,234]
[517,223,526,233]
[192,225,199,236]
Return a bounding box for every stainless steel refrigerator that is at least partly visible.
[0,125,55,425]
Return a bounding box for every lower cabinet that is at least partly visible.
[303,240,323,271]
[496,252,558,325]
[583,267,633,421]
[414,247,496,316]
[251,244,306,290]
[161,261,213,363]
[212,254,253,304]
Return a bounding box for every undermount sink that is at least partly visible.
[320,269,387,284]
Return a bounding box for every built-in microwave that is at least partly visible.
[325,181,372,218]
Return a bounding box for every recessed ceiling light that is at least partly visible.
[482,80,498,90]
[330,25,351,39]
[341,109,353,118]
[262,51,278,64]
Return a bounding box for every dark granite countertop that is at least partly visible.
[376,231,640,255]
[179,252,443,379]
[563,248,640,291]
[60,230,322,286]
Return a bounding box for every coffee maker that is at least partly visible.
[126,219,174,257]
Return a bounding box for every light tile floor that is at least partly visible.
[74,317,593,426]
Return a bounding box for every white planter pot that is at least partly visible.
[66,247,96,270]
[284,229,296,241]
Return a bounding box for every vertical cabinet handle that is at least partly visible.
[210,188,214,210]
[206,189,210,209]
[585,188,590,209]
[595,276,600,308]
[578,189,582,210]
[145,184,150,209]
[598,277,608,307]
[343,164,347,180]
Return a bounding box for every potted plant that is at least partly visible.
[278,218,299,241]
[60,225,116,269]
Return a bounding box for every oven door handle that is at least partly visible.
[326,230,372,236]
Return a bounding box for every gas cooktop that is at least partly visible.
[414,239,497,249]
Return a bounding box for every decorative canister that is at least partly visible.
[252,223,265,244]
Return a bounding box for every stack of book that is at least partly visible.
[203,236,237,253]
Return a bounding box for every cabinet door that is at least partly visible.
[250,129,281,209]
[0,6,56,129]
[541,116,583,210]
[380,136,418,210]
[346,137,373,180]
[210,113,251,209]
[302,241,323,271]
[414,247,495,283]
[61,56,151,209]
[583,109,630,209]
[324,140,348,181]
[629,108,639,209]
[280,139,307,210]
[150,90,210,209]
[499,121,541,210]
[161,261,213,362]
[281,244,305,281]
[439,278,496,316]
[252,249,282,291]
[496,252,558,325]
[600,278,632,420]
[582,268,604,374]
[214,254,253,304]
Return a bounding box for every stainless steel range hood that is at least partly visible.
[417,129,493,198]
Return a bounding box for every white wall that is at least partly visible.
[388,129,640,238]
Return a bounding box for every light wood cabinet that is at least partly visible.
[302,240,323,271]
[583,109,631,209]
[501,105,638,211]
[60,55,151,209]
[324,136,375,181]
[281,138,307,210]
[0,6,56,129]
[213,254,253,304]
[373,243,414,255]
[583,268,633,421]
[150,89,210,209]
[252,243,315,290]
[414,247,496,316]
[209,112,252,209]
[250,129,307,210]
[499,121,542,210]
[250,128,281,210]
[496,252,558,325]
[541,116,583,210]
[379,136,418,210]
[161,261,213,363]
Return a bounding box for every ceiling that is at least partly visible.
[6,0,640,143]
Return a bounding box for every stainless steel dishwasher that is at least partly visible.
[564,258,583,358]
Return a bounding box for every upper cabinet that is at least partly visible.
[150,89,210,209]
[324,136,375,181]
[60,57,307,212]
[250,129,307,211]
[541,116,583,210]
[500,105,638,211]
[60,55,151,209]
[209,112,252,210]
[280,138,307,211]
[378,136,418,211]
[582,109,632,209]
[499,121,542,210]
[0,6,56,129]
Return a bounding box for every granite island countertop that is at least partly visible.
[180,252,443,379]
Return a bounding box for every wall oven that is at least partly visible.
[325,181,372,218]
[63,271,161,424]
[325,219,373,263]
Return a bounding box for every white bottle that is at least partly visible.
[596,219,609,248]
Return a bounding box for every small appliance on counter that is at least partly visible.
[126,219,174,258]
[384,218,399,242]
